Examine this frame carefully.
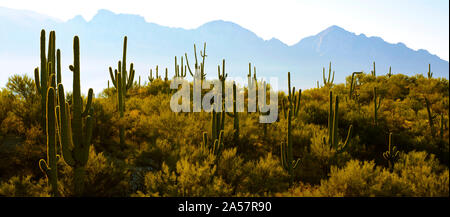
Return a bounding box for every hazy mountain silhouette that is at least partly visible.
[1,7,448,92]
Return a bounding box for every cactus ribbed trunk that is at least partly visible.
[326,91,353,154]
[58,36,94,197]
[47,92,58,196]
[425,97,435,137]
[39,87,59,196]
[109,36,134,147]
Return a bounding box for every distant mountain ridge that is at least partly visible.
[0,7,448,93]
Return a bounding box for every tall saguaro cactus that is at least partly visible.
[109,36,135,146]
[39,87,59,196]
[325,91,353,154]
[371,61,376,76]
[34,30,61,129]
[322,62,335,87]
[373,87,382,125]
[185,43,207,80]
[387,66,393,78]
[424,97,435,137]
[282,72,301,120]
[349,72,362,99]
[280,109,300,185]
[218,59,228,107]
[201,109,226,158]
[57,36,94,196]
[149,66,162,82]
[201,130,225,157]
[427,64,433,79]
[383,133,399,170]
[175,57,187,78]
[247,63,258,112]
[226,82,239,143]
[280,72,301,185]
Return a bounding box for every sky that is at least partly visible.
[1,0,449,61]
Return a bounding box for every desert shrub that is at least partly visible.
[216,148,245,194]
[0,175,50,197]
[136,153,233,197]
[59,146,130,197]
[312,151,449,197]
[391,151,449,196]
[239,153,289,196]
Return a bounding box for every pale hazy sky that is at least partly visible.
[1,0,449,60]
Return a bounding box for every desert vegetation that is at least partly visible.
[0,30,448,197]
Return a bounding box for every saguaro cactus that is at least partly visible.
[201,130,224,157]
[226,82,239,143]
[282,72,301,119]
[280,109,300,185]
[349,72,362,99]
[427,64,433,79]
[322,62,335,87]
[387,66,393,78]
[164,68,168,81]
[218,59,228,107]
[175,57,187,78]
[34,30,61,129]
[109,36,135,146]
[211,109,225,143]
[185,43,207,80]
[248,63,258,112]
[371,61,376,76]
[324,91,353,154]
[383,133,399,170]
[424,97,435,137]
[39,87,59,196]
[149,66,162,82]
[373,87,382,125]
[280,72,301,185]
[201,109,225,157]
[57,36,94,196]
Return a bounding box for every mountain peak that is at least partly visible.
[94,9,116,18]
[90,9,146,24]
[317,25,352,36]
[199,20,242,29]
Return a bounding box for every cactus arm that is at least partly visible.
[57,85,75,167]
[40,30,47,86]
[288,72,292,100]
[323,68,326,85]
[39,159,50,175]
[122,37,127,78]
[56,49,61,85]
[80,113,93,164]
[126,63,135,90]
[39,87,59,196]
[328,62,332,83]
[109,67,117,88]
[337,125,353,153]
[81,88,93,117]
[34,68,41,92]
[193,44,198,67]
[295,89,302,117]
[185,53,194,76]
[331,70,335,84]
[200,43,207,62]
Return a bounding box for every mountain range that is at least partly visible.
[0,7,448,93]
